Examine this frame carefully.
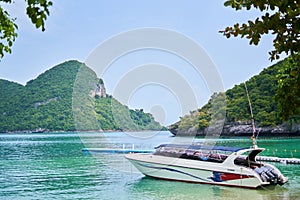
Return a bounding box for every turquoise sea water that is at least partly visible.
[0,131,300,200]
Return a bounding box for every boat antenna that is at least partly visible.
[244,82,258,149]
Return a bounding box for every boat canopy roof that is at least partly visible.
[156,144,248,152]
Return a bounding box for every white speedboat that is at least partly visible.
[125,143,288,189]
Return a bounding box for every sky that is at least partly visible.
[0,1,277,126]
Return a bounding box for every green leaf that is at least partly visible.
[224,1,232,7]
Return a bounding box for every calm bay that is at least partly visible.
[0,131,299,200]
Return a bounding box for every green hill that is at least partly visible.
[0,60,162,133]
[169,57,300,136]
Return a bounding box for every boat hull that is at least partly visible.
[125,154,267,189]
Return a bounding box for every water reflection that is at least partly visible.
[128,176,296,200]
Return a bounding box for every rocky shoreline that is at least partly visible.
[168,122,300,137]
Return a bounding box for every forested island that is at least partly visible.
[169,56,300,136]
[0,60,163,133]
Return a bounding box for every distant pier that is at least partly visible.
[81,148,154,154]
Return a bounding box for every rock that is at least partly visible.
[169,122,300,136]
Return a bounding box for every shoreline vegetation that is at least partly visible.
[1,130,300,138]
[0,128,168,134]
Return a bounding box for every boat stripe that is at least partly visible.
[136,162,213,182]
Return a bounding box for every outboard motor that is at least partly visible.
[253,165,283,185]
